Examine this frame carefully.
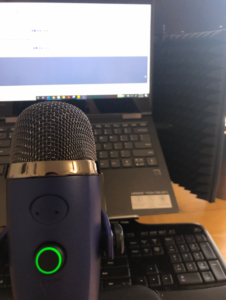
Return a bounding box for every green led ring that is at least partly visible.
[35,247,62,274]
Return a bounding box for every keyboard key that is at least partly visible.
[0,275,9,288]
[141,247,152,256]
[100,268,130,279]
[134,157,145,167]
[128,247,141,257]
[120,135,128,142]
[168,229,176,235]
[124,142,133,149]
[122,124,129,127]
[121,151,130,158]
[104,129,112,135]
[99,160,109,169]
[139,123,147,127]
[95,136,98,143]
[199,242,216,260]
[130,134,139,141]
[111,159,120,168]
[152,246,164,255]
[175,236,185,244]
[102,258,129,268]
[202,271,215,283]
[8,133,13,139]
[113,124,120,128]
[135,142,152,149]
[149,231,157,236]
[127,239,139,247]
[186,262,197,272]
[208,260,226,281]
[110,151,119,158]
[131,123,138,127]
[99,152,108,159]
[140,239,150,246]
[109,136,118,142]
[0,148,10,156]
[140,231,149,237]
[99,136,108,143]
[103,143,112,150]
[0,157,9,164]
[96,144,102,151]
[133,150,154,157]
[173,263,186,273]
[150,238,161,246]
[178,244,189,253]
[193,227,202,233]
[158,230,166,235]
[167,245,178,253]
[123,128,132,134]
[162,274,173,285]
[182,253,193,262]
[147,157,157,166]
[94,129,102,136]
[135,276,147,286]
[134,128,148,134]
[104,279,131,288]
[193,252,204,261]
[140,134,151,142]
[114,143,123,150]
[94,124,102,129]
[164,237,175,245]
[170,254,182,263]
[0,127,7,132]
[197,261,209,271]
[146,264,159,274]
[0,140,10,147]
[147,275,161,287]
[185,235,195,243]
[0,165,4,175]
[122,159,132,167]
[114,129,122,135]
[104,124,111,128]
[125,233,135,238]
[195,234,206,242]
[177,273,202,285]
[188,243,200,252]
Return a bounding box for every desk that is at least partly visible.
[138,183,226,262]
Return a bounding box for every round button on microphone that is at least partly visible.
[35,245,65,275]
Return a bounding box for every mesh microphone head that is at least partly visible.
[10,101,97,163]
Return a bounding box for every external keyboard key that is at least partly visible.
[147,275,161,287]
[177,273,202,285]
[0,148,10,156]
[134,128,148,133]
[129,247,141,257]
[100,268,130,279]
[99,136,108,143]
[152,246,164,255]
[146,264,159,274]
[185,235,195,243]
[195,234,206,242]
[140,239,150,246]
[141,247,152,256]
[167,245,178,253]
[136,277,147,286]
[127,239,139,247]
[0,157,10,164]
[0,165,4,175]
[102,258,129,268]
[178,244,189,253]
[186,262,197,272]
[99,160,109,169]
[147,157,157,166]
[181,253,193,262]
[120,135,128,142]
[99,152,108,159]
[150,238,161,246]
[202,271,215,283]
[0,140,10,147]
[209,260,226,281]
[164,237,175,245]
[104,279,131,288]
[173,263,186,273]
[110,151,119,158]
[170,254,182,263]
[199,242,216,260]
[121,151,130,158]
[162,274,173,285]
[124,142,133,149]
[135,142,152,149]
[111,159,120,168]
[197,261,209,271]
[188,243,200,252]
[103,143,112,150]
[133,150,154,157]
[122,159,132,168]
[193,252,204,261]
[109,135,118,142]
[140,134,151,142]
[140,231,149,237]
[114,143,123,150]
[175,236,185,244]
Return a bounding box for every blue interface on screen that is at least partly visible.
[0,3,151,101]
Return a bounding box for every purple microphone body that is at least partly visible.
[6,102,101,300]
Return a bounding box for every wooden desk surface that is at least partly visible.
[138,183,226,262]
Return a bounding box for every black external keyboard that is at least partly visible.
[0,221,226,297]
[0,122,157,175]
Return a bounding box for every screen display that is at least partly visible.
[0,2,151,101]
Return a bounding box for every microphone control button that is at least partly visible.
[35,245,65,275]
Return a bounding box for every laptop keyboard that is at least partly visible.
[0,121,157,175]
[0,221,226,296]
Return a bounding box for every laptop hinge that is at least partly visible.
[122,113,142,120]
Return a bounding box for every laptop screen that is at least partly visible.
[0,2,151,102]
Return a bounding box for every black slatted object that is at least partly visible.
[153,29,226,202]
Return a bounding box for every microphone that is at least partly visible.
[6,101,102,300]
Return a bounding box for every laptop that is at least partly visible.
[0,0,178,226]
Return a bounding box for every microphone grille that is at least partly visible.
[10,101,97,163]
